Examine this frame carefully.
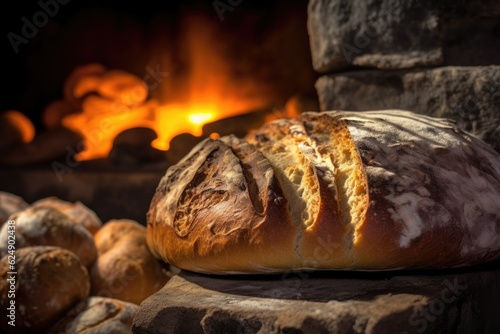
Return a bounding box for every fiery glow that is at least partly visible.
[150,105,217,151]
[61,13,274,161]
[188,112,214,126]
[62,100,157,160]
[62,99,260,160]
[61,66,270,160]
[4,110,35,143]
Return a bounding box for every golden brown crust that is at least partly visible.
[246,116,353,268]
[93,219,146,253]
[0,246,90,333]
[147,136,299,273]
[296,113,369,269]
[147,110,500,273]
[90,220,171,304]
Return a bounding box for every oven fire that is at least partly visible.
[55,15,276,161]
[58,66,273,161]
[1,4,316,168]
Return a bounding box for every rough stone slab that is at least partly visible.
[315,66,500,153]
[133,263,500,334]
[307,0,500,72]
[308,0,443,72]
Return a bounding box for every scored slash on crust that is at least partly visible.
[147,111,371,272]
[247,112,369,265]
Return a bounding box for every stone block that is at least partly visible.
[133,264,500,334]
[308,0,443,72]
[308,0,500,72]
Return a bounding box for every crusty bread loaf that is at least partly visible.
[47,296,138,334]
[0,191,28,225]
[0,206,97,267]
[0,246,90,333]
[147,110,500,273]
[90,219,171,304]
[32,197,102,235]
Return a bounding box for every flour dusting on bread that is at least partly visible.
[147,110,500,273]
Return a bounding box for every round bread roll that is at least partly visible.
[0,191,28,225]
[32,197,102,235]
[90,219,171,304]
[0,246,90,333]
[147,110,500,274]
[47,296,138,334]
[0,206,97,267]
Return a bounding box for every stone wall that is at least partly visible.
[308,0,500,152]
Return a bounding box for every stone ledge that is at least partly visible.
[133,262,500,334]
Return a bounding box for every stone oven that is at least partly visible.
[0,0,318,223]
[1,0,499,333]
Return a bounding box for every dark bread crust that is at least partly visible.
[0,206,97,268]
[31,197,102,235]
[0,246,90,333]
[147,110,500,273]
[47,297,138,334]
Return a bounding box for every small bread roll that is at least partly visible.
[47,296,138,334]
[90,219,170,305]
[32,197,102,235]
[0,191,28,225]
[0,246,90,333]
[0,206,97,267]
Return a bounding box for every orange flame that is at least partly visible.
[61,14,274,161]
[5,110,36,144]
[62,98,265,161]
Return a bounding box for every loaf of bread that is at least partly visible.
[147,110,500,273]
[0,191,28,225]
[0,206,97,267]
[32,197,102,235]
[90,219,171,304]
[0,246,90,333]
[47,296,138,334]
